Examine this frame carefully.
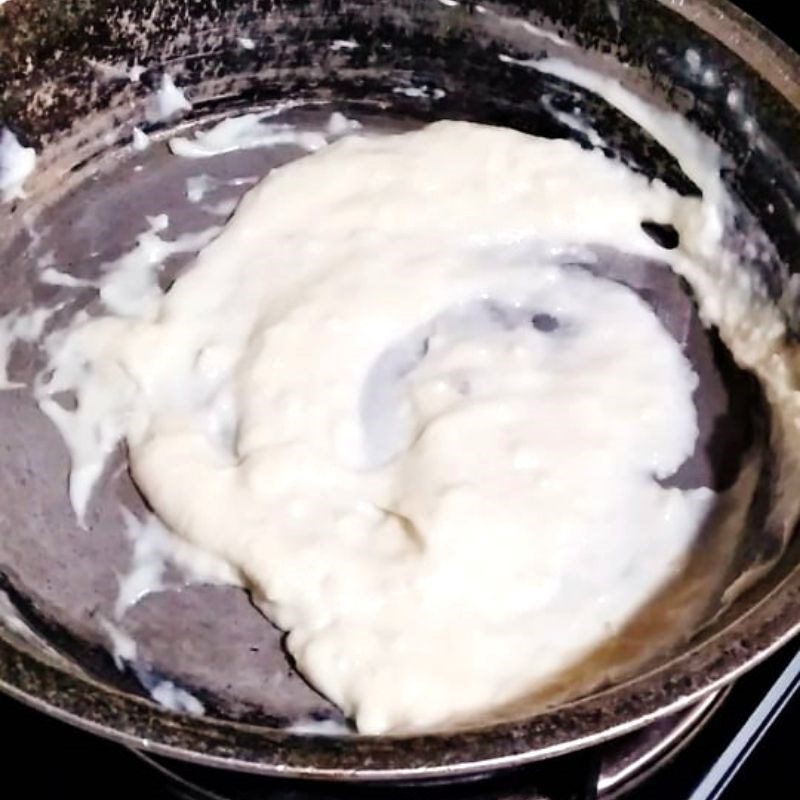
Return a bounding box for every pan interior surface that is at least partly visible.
[0,0,799,780]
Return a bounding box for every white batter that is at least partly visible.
[0,127,36,202]
[37,121,718,733]
[146,74,192,123]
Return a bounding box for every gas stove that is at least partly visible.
[1,3,798,799]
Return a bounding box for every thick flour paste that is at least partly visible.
[36,120,724,733]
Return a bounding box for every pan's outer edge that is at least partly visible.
[661,0,800,109]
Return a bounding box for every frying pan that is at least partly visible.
[0,0,799,786]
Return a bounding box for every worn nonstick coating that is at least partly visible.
[0,0,799,782]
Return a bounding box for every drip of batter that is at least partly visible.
[36,121,721,733]
[0,127,36,202]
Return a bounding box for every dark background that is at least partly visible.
[740,5,792,44]
[738,5,785,38]
[1,2,798,799]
